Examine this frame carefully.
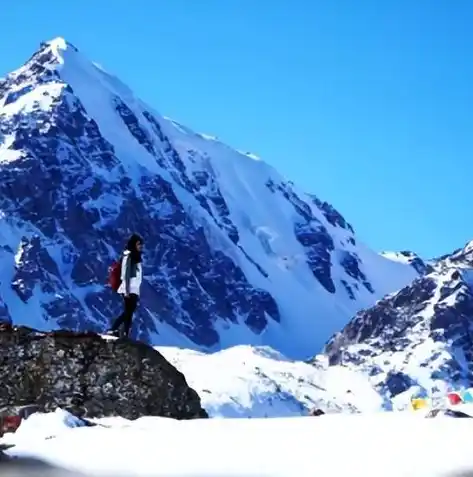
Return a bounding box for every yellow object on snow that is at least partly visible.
[411,398,429,410]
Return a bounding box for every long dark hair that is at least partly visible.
[125,233,143,263]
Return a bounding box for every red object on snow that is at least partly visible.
[447,392,463,405]
[1,415,22,435]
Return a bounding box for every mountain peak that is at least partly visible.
[33,37,83,72]
[0,40,421,360]
[41,37,79,62]
[0,37,82,91]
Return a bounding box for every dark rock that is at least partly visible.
[268,181,363,296]
[142,111,242,246]
[266,180,339,294]
[114,97,156,156]
[0,326,208,420]
[426,408,472,418]
[341,279,355,300]
[0,447,10,462]
[339,251,374,294]
[309,194,355,233]
[383,371,413,397]
[294,221,335,293]
[11,235,65,303]
[399,251,434,275]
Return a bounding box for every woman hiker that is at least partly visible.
[109,233,144,338]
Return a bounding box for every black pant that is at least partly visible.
[111,293,138,337]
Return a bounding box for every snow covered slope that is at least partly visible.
[323,239,473,407]
[5,408,473,477]
[0,37,419,359]
[158,344,384,417]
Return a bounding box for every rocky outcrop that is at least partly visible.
[381,250,433,276]
[0,446,9,462]
[266,179,380,299]
[397,251,433,275]
[0,326,208,420]
[321,266,473,404]
[436,239,473,270]
[426,408,472,418]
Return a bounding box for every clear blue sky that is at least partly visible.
[1,1,472,258]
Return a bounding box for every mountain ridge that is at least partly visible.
[321,238,473,407]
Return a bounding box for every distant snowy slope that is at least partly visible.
[158,345,384,417]
[322,239,473,408]
[0,37,420,359]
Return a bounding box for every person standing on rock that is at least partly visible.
[109,234,144,338]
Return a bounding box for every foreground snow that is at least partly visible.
[4,408,473,476]
[157,344,385,417]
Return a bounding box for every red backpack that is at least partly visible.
[108,258,122,292]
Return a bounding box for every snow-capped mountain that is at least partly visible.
[322,239,473,408]
[0,37,420,359]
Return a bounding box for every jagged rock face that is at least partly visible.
[0,326,208,420]
[322,266,473,404]
[0,38,419,358]
[436,240,473,269]
[381,250,433,276]
[396,251,434,275]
